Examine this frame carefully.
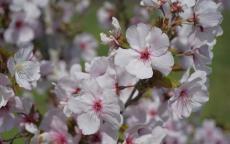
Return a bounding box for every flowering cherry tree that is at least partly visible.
[0,0,228,143]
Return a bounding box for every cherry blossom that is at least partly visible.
[68,79,122,135]
[54,64,89,116]
[4,13,34,45]
[130,6,150,24]
[169,70,209,120]
[194,120,228,144]
[86,57,138,104]
[0,85,22,132]
[73,33,98,62]
[75,0,90,14]
[18,97,39,134]
[115,23,174,79]
[32,114,75,144]
[100,17,122,50]
[97,2,116,29]
[181,0,223,45]
[7,44,40,90]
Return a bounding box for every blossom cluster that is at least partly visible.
[0,0,227,143]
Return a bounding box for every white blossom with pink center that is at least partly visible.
[115,23,174,79]
[68,79,122,135]
[7,44,40,90]
[169,70,209,120]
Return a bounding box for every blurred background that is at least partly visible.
[1,0,230,143]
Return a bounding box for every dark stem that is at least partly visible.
[2,133,25,144]
[124,80,144,108]
[160,6,166,17]
[124,71,169,108]
[124,85,138,108]
[125,91,144,108]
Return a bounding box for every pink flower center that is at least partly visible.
[15,20,23,29]
[23,114,37,123]
[139,49,151,62]
[72,87,81,95]
[92,99,103,113]
[148,109,157,117]
[180,89,188,97]
[207,129,213,137]
[125,136,134,144]
[91,133,102,143]
[79,42,86,50]
[171,2,183,13]
[53,132,67,144]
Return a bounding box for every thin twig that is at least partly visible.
[125,87,137,108]
[3,133,23,143]
[124,81,142,108]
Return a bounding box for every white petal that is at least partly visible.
[198,11,222,28]
[100,33,112,44]
[67,96,92,114]
[96,74,115,90]
[191,90,209,109]
[24,2,41,19]
[70,64,82,74]
[114,48,137,68]
[197,1,222,27]
[180,68,191,83]
[188,70,207,85]
[7,57,16,76]
[15,73,32,90]
[151,126,167,144]
[140,0,157,7]
[170,97,192,120]
[0,96,7,108]
[135,126,166,144]
[25,123,38,134]
[112,17,121,31]
[146,27,169,56]
[82,79,103,96]
[70,64,89,80]
[14,44,33,62]
[151,52,174,76]
[4,28,15,44]
[15,61,40,81]
[77,112,100,135]
[102,112,122,129]
[126,59,153,79]
[88,57,109,77]
[135,134,153,144]
[18,27,34,44]
[126,23,151,50]
[183,0,196,7]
